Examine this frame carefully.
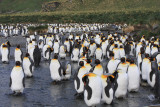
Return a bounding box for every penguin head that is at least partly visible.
[3,45,7,48]
[121,57,126,63]
[114,44,118,48]
[95,59,100,65]
[25,53,30,57]
[17,44,20,49]
[54,54,58,59]
[140,47,145,54]
[15,61,21,66]
[82,74,89,86]
[130,59,135,64]
[145,53,149,58]
[6,41,11,47]
[119,45,123,48]
[79,61,84,67]
[149,57,155,62]
[86,59,92,63]
[109,51,114,58]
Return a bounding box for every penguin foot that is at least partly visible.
[75,93,84,99]
[14,92,22,96]
[2,61,9,64]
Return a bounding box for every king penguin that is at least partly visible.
[82,73,102,107]
[74,61,88,98]
[14,45,23,63]
[10,61,25,95]
[23,53,34,77]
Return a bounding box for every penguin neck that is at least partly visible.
[15,66,21,67]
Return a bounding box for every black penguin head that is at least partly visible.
[86,59,91,63]
[66,38,69,41]
[114,44,118,48]
[95,59,100,65]
[130,59,135,64]
[26,53,30,57]
[55,39,58,42]
[140,47,145,54]
[15,61,21,66]
[109,51,114,57]
[150,57,155,61]
[79,61,84,67]
[126,58,130,63]
[121,57,126,63]
[82,74,89,86]
[3,45,7,48]
[145,53,149,58]
[120,45,123,48]
[54,54,58,59]
[17,44,20,48]
[6,41,11,47]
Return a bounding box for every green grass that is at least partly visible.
[0,0,160,13]
[0,0,160,24]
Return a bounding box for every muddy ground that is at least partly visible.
[0,33,159,107]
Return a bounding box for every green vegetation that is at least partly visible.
[28,25,48,34]
[0,0,160,24]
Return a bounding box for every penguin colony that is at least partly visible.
[0,23,160,106]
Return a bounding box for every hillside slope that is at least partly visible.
[0,0,160,13]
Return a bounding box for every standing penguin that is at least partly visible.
[1,44,9,64]
[10,61,25,95]
[141,54,150,81]
[62,61,72,80]
[82,73,102,107]
[23,53,34,77]
[85,59,92,72]
[101,74,116,105]
[33,45,41,67]
[147,57,158,88]
[59,45,67,59]
[114,69,128,98]
[95,45,103,61]
[74,61,88,97]
[90,59,103,76]
[53,40,60,54]
[71,45,79,62]
[14,45,23,63]
[127,59,140,92]
[106,52,120,74]
[50,54,63,83]
[43,45,52,60]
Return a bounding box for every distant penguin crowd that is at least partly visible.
[0,23,160,106]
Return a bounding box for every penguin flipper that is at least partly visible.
[150,70,154,82]
[139,62,142,72]
[23,77,25,88]
[9,77,12,87]
[58,67,62,77]
[74,69,80,90]
[29,64,33,73]
[85,84,92,100]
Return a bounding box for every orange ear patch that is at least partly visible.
[24,57,28,59]
[88,73,96,77]
[101,75,108,79]
[96,64,102,69]
[16,48,19,50]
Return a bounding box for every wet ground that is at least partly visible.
[0,33,160,107]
